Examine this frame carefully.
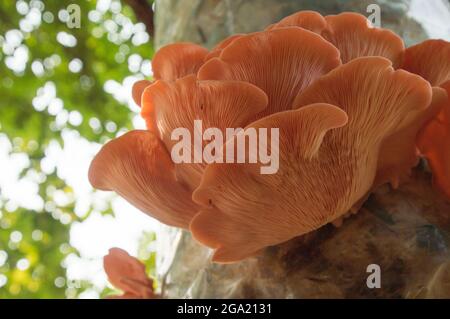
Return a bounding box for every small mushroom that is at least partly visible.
[198,27,341,117]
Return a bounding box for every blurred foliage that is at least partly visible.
[0,0,154,298]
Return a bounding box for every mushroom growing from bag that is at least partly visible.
[89,11,450,263]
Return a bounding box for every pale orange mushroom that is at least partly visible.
[198,27,341,117]
[203,34,244,61]
[92,75,268,230]
[89,130,199,228]
[88,10,450,265]
[402,39,450,86]
[374,87,447,188]
[151,42,209,81]
[265,10,327,34]
[132,79,153,107]
[401,39,450,199]
[141,75,268,190]
[322,12,404,67]
[190,57,432,262]
[417,82,450,199]
[104,248,157,299]
[191,103,348,262]
[132,42,209,117]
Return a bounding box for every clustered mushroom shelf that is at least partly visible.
[90,10,450,298]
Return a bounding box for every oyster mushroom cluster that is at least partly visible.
[89,11,450,263]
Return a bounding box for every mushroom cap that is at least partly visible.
[402,39,450,86]
[375,86,448,188]
[190,57,432,263]
[401,39,450,199]
[191,103,349,262]
[204,34,244,61]
[103,248,155,298]
[141,75,268,190]
[266,10,327,34]
[88,130,199,228]
[89,10,450,264]
[151,42,209,81]
[132,79,153,107]
[322,12,405,67]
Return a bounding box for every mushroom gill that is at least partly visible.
[88,130,199,228]
[417,81,450,199]
[265,10,327,34]
[151,42,209,81]
[204,34,244,61]
[191,103,348,262]
[132,79,153,107]
[198,27,341,117]
[88,10,450,263]
[104,248,157,299]
[190,57,432,262]
[402,39,450,86]
[374,87,447,188]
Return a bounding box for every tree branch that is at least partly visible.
[123,0,154,37]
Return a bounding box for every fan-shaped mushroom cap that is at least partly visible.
[293,57,431,138]
[401,39,450,198]
[322,12,404,67]
[191,103,348,262]
[417,81,450,199]
[152,42,209,81]
[132,79,153,107]
[141,75,268,190]
[104,248,155,299]
[198,27,341,117]
[88,130,199,228]
[190,57,432,263]
[295,56,432,189]
[266,10,327,34]
[402,39,450,86]
[204,34,243,61]
[132,42,210,110]
[375,87,447,188]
